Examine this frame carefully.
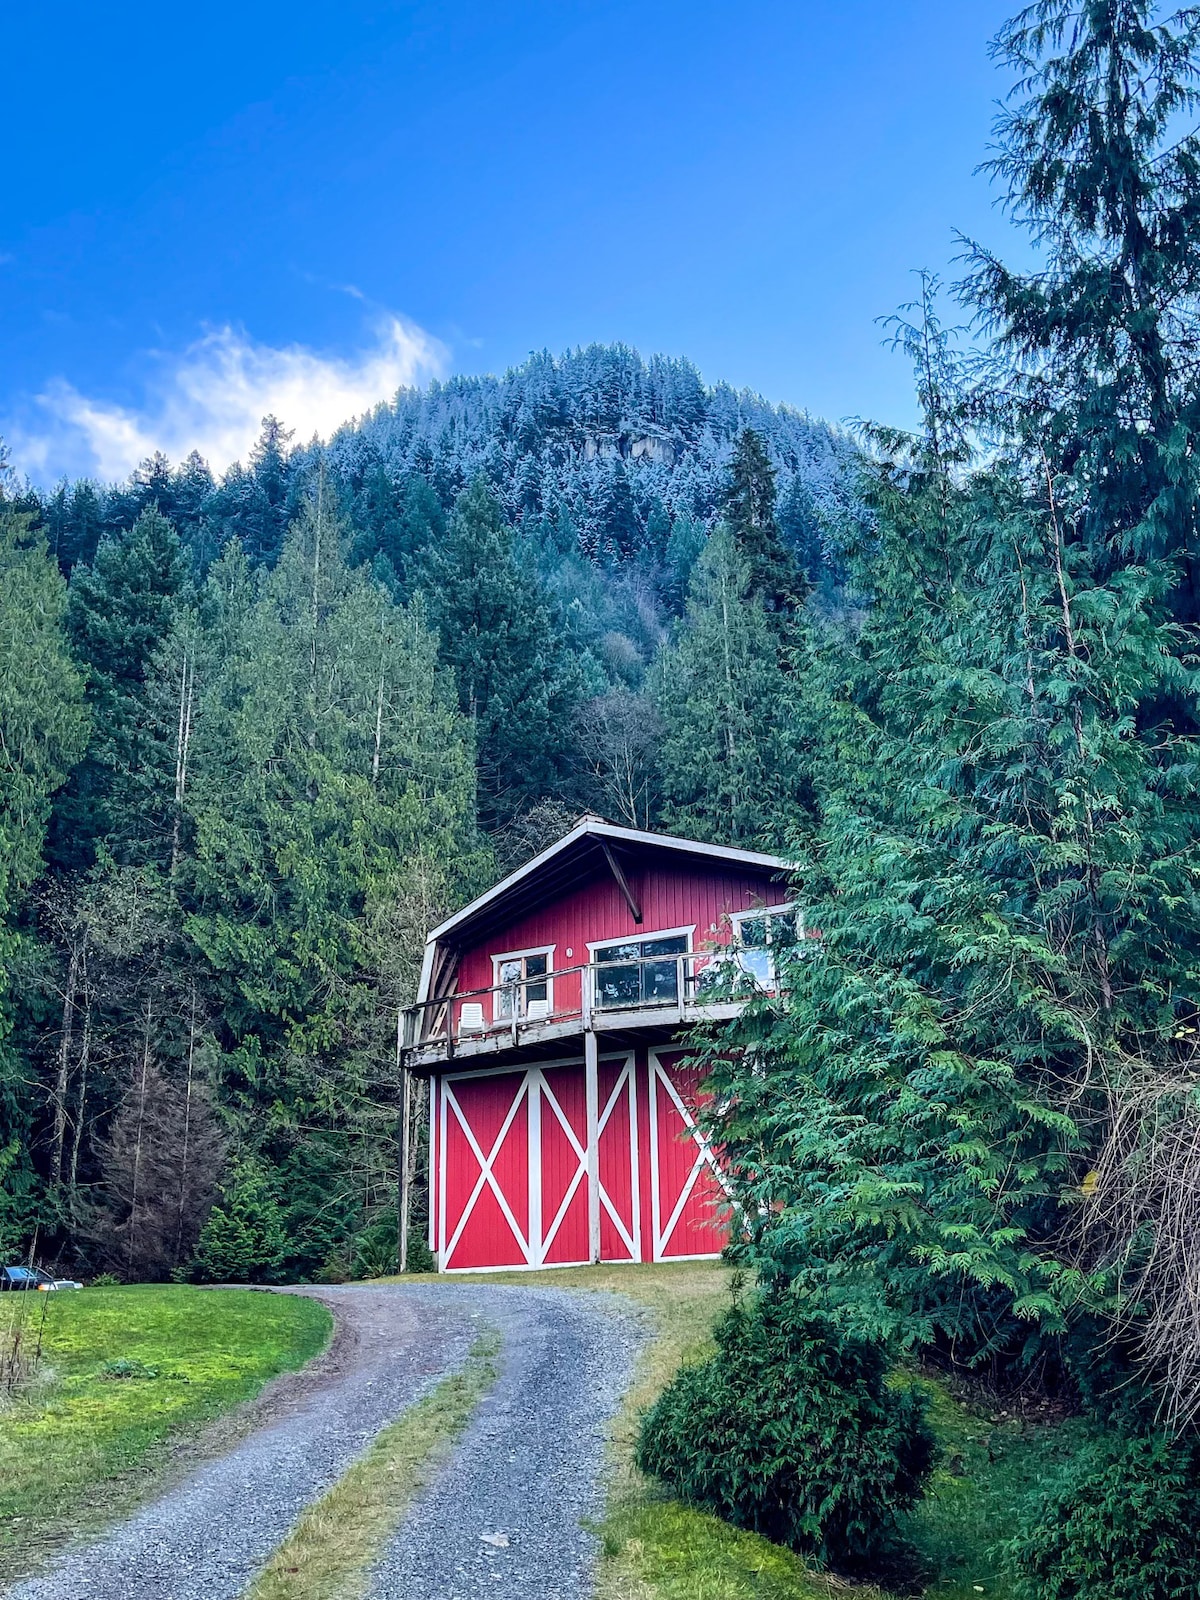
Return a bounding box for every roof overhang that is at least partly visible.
[416,817,791,1003]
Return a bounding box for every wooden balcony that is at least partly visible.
[401,950,757,1072]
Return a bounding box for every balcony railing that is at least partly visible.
[401,948,768,1057]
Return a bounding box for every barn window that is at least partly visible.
[593,931,690,1010]
[730,904,801,990]
[492,946,555,1020]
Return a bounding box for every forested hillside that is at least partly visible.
[13,1,1200,1591]
[0,347,854,1282]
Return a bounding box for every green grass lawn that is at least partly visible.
[907,1376,1091,1600]
[471,1262,1078,1600]
[0,1285,331,1582]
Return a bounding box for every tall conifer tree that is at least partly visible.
[651,528,809,848]
[421,478,583,829]
[725,429,800,612]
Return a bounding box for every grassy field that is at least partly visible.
[0,1284,331,1582]
[477,1261,1079,1600]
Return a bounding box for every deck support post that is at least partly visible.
[585,1027,601,1264]
[396,1005,412,1274]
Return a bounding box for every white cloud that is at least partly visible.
[10,314,447,484]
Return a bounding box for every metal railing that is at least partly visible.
[401,949,763,1055]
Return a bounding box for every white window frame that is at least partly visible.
[490,944,556,1024]
[727,902,802,990]
[587,925,696,1011]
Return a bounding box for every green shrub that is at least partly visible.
[189,1159,288,1283]
[98,1357,159,1380]
[351,1212,400,1279]
[405,1234,436,1274]
[635,1286,937,1579]
[1006,1431,1200,1600]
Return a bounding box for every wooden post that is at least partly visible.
[585,1026,601,1264]
[397,1007,412,1274]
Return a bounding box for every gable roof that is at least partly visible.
[416,817,790,1003]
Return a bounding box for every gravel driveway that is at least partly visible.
[4,1282,645,1600]
[371,1285,644,1600]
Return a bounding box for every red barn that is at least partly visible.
[402,816,795,1272]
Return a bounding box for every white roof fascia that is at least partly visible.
[417,819,792,1001]
[415,938,438,1008]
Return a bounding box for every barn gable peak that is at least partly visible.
[416,820,790,1005]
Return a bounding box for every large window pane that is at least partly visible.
[641,935,686,1003]
[595,934,687,1008]
[596,962,640,1008]
[596,941,641,963]
[643,958,680,1003]
[736,948,773,989]
[495,952,552,1018]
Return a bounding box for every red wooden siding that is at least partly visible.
[433,1053,728,1271]
[454,862,789,1003]
[440,1069,531,1271]
[538,1064,589,1266]
[598,1057,639,1261]
[648,1049,729,1260]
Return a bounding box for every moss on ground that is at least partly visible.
[904,1374,1091,1599]
[0,1285,331,1580]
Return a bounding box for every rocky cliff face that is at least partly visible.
[581,430,677,467]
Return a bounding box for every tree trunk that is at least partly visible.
[51,938,81,1191]
[126,996,154,1281]
[67,968,91,1226]
[171,640,195,880]
[175,984,198,1269]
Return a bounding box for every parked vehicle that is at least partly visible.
[1,1265,83,1291]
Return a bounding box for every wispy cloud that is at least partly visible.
[9,314,447,484]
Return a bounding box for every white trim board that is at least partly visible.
[585,924,696,954]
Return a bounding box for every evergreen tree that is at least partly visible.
[43,481,105,574]
[725,429,800,611]
[182,486,484,1273]
[421,478,584,828]
[708,230,1200,1412]
[55,507,190,868]
[778,475,831,589]
[190,1157,287,1283]
[0,514,90,899]
[350,469,445,596]
[594,460,642,563]
[966,0,1200,628]
[245,416,295,565]
[0,512,88,1235]
[203,417,297,568]
[651,527,810,848]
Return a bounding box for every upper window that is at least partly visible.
[492,946,554,1021]
[592,930,690,1010]
[729,904,801,990]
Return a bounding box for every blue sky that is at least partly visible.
[3,0,1026,483]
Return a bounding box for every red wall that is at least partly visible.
[453,861,789,1003]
